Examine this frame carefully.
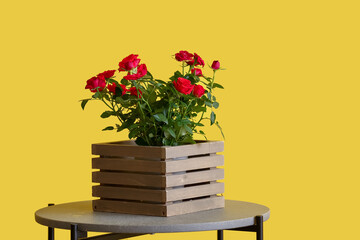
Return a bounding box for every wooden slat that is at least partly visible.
[165,154,224,173]
[93,199,167,216]
[166,168,224,187]
[164,141,224,159]
[92,185,166,202]
[92,182,224,203]
[166,196,225,216]
[92,172,165,187]
[92,141,166,159]
[93,168,224,188]
[93,196,225,217]
[166,182,224,202]
[92,157,164,173]
[92,140,224,159]
[93,154,223,174]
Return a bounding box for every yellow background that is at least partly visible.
[1,0,359,239]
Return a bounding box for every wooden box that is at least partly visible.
[92,140,225,217]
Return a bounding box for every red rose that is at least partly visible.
[193,84,205,98]
[191,68,203,76]
[120,84,128,95]
[173,77,194,95]
[107,82,116,94]
[187,53,205,67]
[118,54,141,72]
[129,86,142,98]
[108,83,127,95]
[124,64,147,80]
[175,50,194,62]
[211,60,220,70]
[97,70,116,80]
[85,76,106,92]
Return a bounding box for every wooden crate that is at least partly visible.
[91,140,225,217]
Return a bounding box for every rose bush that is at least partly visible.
[81,51,224,146]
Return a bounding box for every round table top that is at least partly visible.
[35,200,270,233]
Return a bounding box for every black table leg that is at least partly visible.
[48,204,55,240]
[255,215,263,240]
[71,224,87,240]
[217,230,223,240]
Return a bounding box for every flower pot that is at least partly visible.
[91,140,225,217]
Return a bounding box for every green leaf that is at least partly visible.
[169,71,183,81]
[135,137,148,146]
[212,83,224,89]
[207,92,212,100]
[183,124,193,134]
[121,78,128,85]
[180,135,196,144]
[100,111,112,118]
[115,97,123,104]
[153,113,168,124]
[115,87,123,97]
[179,127,187,136]
[210,111,216,125]
[192,105,206,113]
[129,127,140,139]
[146,71,154,79]
[205,101,212,107]
[93,91,102,99]
[102,126,114,131]
[213,102,219,109]
[165,128,176,138]
[117,118,135,132]
[81,99,89,110]
[155,79,167,84]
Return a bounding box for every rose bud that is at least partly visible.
[191,68,203,76]
[211,60,220,70]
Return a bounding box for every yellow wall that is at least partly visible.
[1,0,359,239]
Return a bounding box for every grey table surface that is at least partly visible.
[35,200,270,233]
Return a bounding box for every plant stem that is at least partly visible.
[210,70,216,94]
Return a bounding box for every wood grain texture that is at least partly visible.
[92,157,164,173]
[166,182,224,202]
[92,171,165,187]
[93,199,167,216]
[166,196,225,216]
[92,141,165,159]
[165,154,224,173]
[92,182,224,203]
[92,185,166,202]
[92,154,224,174]
[164,141,224,159]
[91,140,225,216]
[166,168,224,187]
[92,140,224,159]
[92,168,224,188]
[93,196,225,217]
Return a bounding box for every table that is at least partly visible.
[35,200,270,240]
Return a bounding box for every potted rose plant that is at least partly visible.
[82,51,226,216]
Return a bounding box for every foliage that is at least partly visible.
[81,51,225,146]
